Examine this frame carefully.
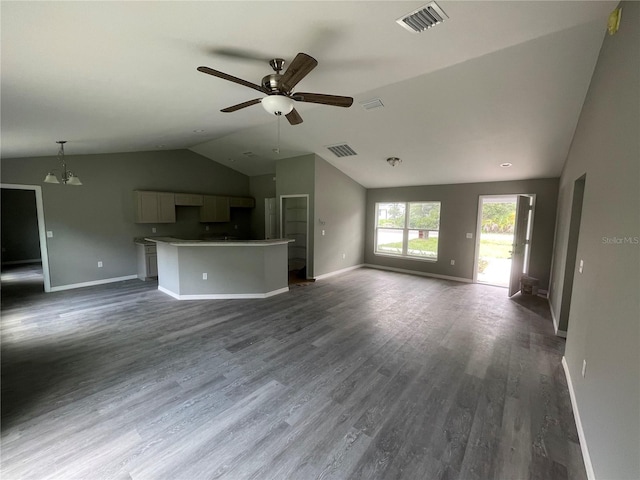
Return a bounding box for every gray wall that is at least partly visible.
[1,149,250,288]
[365,178,559,289]
[249,173,276,239]
[1,188,41,263]
[275,154,316,277]
[314,156,366,276]
[548,2,639,478]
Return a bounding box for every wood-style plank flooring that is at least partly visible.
[1,264,586,480]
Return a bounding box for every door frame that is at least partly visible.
[472,193,536,286]
[1,183,52,292]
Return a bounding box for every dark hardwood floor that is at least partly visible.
[1,264,586,480]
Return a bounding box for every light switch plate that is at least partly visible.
[46,231,53,238]
[466,233,473,239]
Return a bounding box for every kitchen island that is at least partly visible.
[146,237,293,300]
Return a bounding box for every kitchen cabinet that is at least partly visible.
[136,243,158,280]
[229,196,255,208]
[200,195,230,222]
[174,193,204,206]
[134,191,176,223]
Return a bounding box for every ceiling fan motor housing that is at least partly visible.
[262,73,284,93]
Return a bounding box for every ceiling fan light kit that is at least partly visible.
[197,52,353,125]
[261,95,294,116]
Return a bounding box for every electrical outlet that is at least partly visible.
[466,233,473,239]
[450,259,455,265]
[579,259,584,274]
[582,359,587,377]
[202,273,207,280]
[98,261,103,268]
[322,230,325,236]
[205,225,210,231]
[46,231,53,238]
[152,227,157,233]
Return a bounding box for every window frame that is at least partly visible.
[374,201,441,262]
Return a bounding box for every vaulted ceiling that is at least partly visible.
[1,1,616,187]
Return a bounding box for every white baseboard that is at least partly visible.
[158,285,289,300]
[313,264,364,281]
[1,258,42,265]
[49,275,138,292]
[548,297,567,337]
[562,357,595,480]
[364,264,472,284]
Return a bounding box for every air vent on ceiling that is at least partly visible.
[397,2,448,33]
[242,151,258,158]
[360,98,384,110]
[327,144,357,158]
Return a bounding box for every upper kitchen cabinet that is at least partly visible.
[229,197,256,208]
[174,193,204,206]
[200,195,230,223]
[134,191,176,223]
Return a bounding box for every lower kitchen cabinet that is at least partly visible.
[137,243,158,280]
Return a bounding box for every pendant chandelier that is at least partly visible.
[44,141,82,185]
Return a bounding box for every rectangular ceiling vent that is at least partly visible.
[327,144,357,158]
[360,98,384,110]
[397,2,448,33]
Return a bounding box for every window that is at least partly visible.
[375,201,441,260]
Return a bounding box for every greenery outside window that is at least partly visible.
[375,201,441,260]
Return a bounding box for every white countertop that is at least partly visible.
[145,237,294,247]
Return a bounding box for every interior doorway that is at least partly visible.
[474,194,534,291]
[280,195,309,280]
[557,175,586,336]
[1,184,52,292]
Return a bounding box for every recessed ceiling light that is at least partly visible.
[500,162,512,168]
[193,129,205,133]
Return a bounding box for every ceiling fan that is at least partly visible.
[197,52,353,125]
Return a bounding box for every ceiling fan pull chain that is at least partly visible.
[274,114,281,154]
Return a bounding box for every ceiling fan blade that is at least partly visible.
[279,53,318,93]
[286,108,303,125]
[197,66,267,94]
[292,92,354,108]
[221,98,263,113]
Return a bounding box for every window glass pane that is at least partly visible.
[407,230,438,259]
[376,229,404,255]
[376,203,406,228]
[408,202,440,230]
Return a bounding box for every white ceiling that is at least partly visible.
[1,1,616,188]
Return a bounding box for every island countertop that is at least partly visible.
[145,237,294,247]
